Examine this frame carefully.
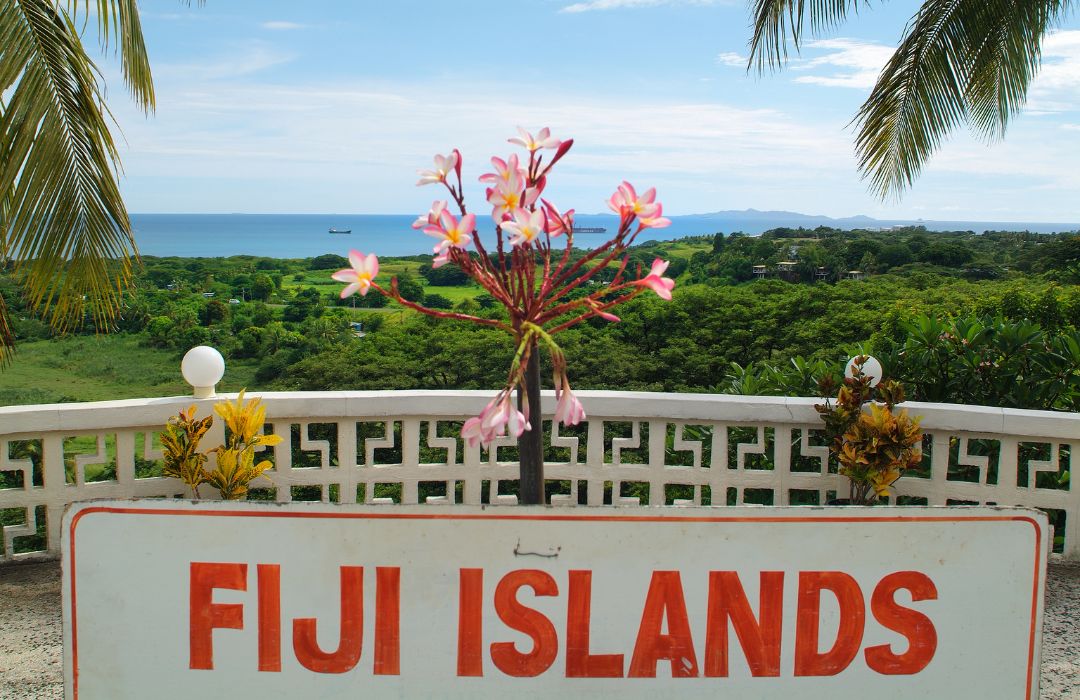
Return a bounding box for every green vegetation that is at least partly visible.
[1,225,1078,410]
[0,335,258,405]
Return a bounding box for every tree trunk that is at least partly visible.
[517,344,544,505]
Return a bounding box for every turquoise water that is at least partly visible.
[129,213,1078,259]
[129,213,728,258]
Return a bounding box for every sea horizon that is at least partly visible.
[129,212,1080,259]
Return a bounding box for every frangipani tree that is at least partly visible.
[334,128,676,504]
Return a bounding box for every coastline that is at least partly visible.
[129,213,1080,259]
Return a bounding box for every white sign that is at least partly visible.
[63,501,1048,700]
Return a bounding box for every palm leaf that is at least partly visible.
[0,281,11,355]
[0,0,154,363]
[748,0,872,72]
[854,0,1068,198]
[74,0,155,112]
[962,0,1065,138]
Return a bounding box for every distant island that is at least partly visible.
[687,208,1080,232]
[695,209,882,225]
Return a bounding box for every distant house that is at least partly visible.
[815,267,829,281]
[846,270,865,280]
[776,261,798,281]
[202,292,215,298]
[752,265,768,279]
[228,298,241,305]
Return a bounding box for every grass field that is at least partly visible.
[0,335,259,406]
[654,239,709,260]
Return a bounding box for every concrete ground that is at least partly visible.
[2,559,1079,698]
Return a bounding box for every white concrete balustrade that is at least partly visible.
[1,390,1077,562]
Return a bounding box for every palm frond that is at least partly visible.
[70,0,154,112]
[0,0,137,362]
[854,0,1067,198]
[0,282,12,359]
[748,0,872,72]
[963,0,1066,138]
[0,193,12,358]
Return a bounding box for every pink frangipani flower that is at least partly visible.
[461,416,491,449]
[508,126,561,152]
[424,211,475,252]
[487,179,541,223]
[501,208,546,247]
[412,200,448,229]
[639,202,671,230]
[479,155,525,186]
[636,258,676,301]
[487,180,523,222]
[463,396,504,448]
[607,181,660,219]
[332,250,379,298]
[431,247,451,269]
[481,395,510,433]
[554,379,586,426]
[507,405,530,439]
[416,152,459,186]
[541,200,574,237]
[462,394,531,448]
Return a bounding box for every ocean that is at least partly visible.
[129,213,1079,259]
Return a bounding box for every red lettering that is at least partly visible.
[457,568,484,677]
[374,567,401,676]
[566,570,624,678]
[628,571,699,678]
[705,571,783,677]
[794,571,864,676]
[257,564,281,672]
[865,571,938,675]
[490,569,559,677]
[189,562,247,670]
[292,566,364,674]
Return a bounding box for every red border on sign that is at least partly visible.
[67,507,1044,699]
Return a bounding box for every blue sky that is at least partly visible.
[106,1,1080,222]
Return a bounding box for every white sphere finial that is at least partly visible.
[181,346,225,398]
[845,355,883,387]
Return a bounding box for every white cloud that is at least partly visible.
[792,38,893,89]
[560,0,723,14]
[109,73,863,214]
[1027,30,1080,114]
[105,47,1080,220]
[261,21,306,31]
[715,51,747,68]
[155,43,297,82]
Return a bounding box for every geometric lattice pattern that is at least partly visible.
[1,391,1076,562]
